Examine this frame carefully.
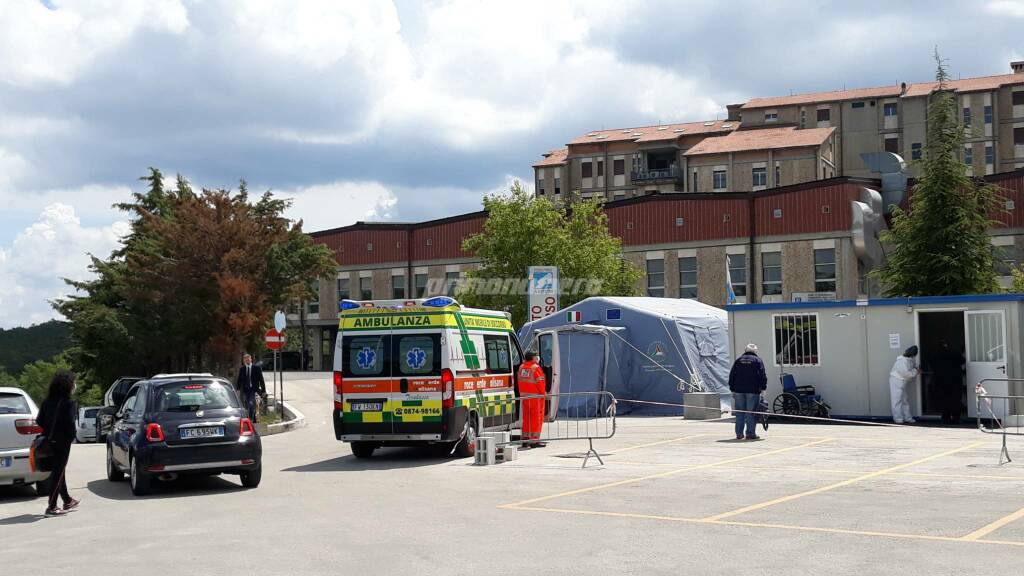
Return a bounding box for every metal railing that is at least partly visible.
[474,390,617,468]
[631,166,683,182]
[975,379,1024,465]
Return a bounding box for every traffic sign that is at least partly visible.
[265,328,286,350]
[274,310,286,332]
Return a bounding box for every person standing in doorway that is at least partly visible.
[932,340,965,424]
[236,353,267,423]
[728,343,767,440]
[37,371,80,517]
[517,351,547,448]
[889,346,919,424]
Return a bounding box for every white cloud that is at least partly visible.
[986,1,1024,17]
[0,0,189,86]
[0,203,128,328]
[0,147,31,190]
[281,181,398,232]
[0,184,134,225]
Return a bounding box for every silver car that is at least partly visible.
[76,406,102,443]
[0,387,50,494]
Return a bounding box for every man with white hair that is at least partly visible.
[727,343,768,440]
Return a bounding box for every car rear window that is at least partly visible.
[395,334,441,376]
[0,392,30,414]
[343,335,389,377]
[154,382,239,412]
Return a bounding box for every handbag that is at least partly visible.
[29,399,61,473]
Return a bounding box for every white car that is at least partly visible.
[76,405,102,443]
[0,387,50,494]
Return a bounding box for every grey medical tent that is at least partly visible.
[517,297,731,415]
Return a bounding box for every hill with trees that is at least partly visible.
[0,320,71,374]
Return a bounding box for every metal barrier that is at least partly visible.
[975,379,1024,465]
[474,391,617,468]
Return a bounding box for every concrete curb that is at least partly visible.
[256,401,306,436]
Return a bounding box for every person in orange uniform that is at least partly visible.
[518,351,547,448]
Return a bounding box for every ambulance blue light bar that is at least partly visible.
[339,300,362,311]
[422,296,457,308]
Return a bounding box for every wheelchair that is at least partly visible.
[772,373,831,419]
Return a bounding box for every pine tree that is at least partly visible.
[874,51,1003,296]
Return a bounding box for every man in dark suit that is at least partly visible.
[236,353,267,422]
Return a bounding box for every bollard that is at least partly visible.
[474,436,496,466]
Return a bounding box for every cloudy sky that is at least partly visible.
[1,0,1023,328]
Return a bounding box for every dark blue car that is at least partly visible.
[105,374,262,496]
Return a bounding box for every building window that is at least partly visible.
[883,102,898,117]
[814,248,836,292]
[765,111,778,122]
[646,259,665,297]
[1013,91,1024,106]
[773,313,820,366]
[445,271,460,296]
[581,160,593,179]
[761,251,782,296]
[537,179,545,195]
[392,274,406,299]
[775,164,781,187]
[752,167,767,188]
[308,280,320,314]
[1015,127,1024,145]
[692,171,698,192]
[597,160,604,177]
[678,257,697,299]
[986,143,995,166]
[884,136,899,154]
[613,158,625,176]
[993,244,1017,276]
[911,142,922,160]
[984,105,993,124]
[964,145,973,167]
[851,101,865,109]
[414,273,427,298]
[360,277,373,300]
[816,108,830,122]
[963,107,971,128]
[337,277,350,300]
[727,253,747,297]
[554,177,561,195]
[712,169,727,191]
[799,109,806,128]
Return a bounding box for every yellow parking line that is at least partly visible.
[716,464,1024,482]
[500,438,834,509]
[703,441,985,521]
[961,506,1024,541]
[506,506,1024,548]
[609,433,714,454]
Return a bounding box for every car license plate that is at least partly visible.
[0,456,11,468]
[179,426,225,439]
[351,402,383,412]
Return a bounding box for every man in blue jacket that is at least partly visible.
[728,343,767,440]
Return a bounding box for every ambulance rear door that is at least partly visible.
[340,331,393,437]
[391,331,444,437]
[536,331,560,422]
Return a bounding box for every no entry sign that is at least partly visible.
[265,328,286,351]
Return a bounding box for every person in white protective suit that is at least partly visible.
[889,345,919,424]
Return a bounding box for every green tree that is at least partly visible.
[460,182,641,326]
[873,52,1003,296]
[55,168,336,383]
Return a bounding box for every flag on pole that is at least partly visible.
[726,254,737,305]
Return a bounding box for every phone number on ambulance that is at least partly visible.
[393,407,442,416]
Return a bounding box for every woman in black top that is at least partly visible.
[37,371,80,516]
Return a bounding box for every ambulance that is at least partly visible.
[331,297,524,458]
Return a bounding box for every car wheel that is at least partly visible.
[107,445,124,482]
[350,441,376,459]
[129,455,152,496]
[455,414,479,458]
[240,463,262,488]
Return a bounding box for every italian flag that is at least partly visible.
[567,311,582,322]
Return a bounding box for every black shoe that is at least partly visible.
[44,508,66,517]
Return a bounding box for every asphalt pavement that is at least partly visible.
[2,372,1024,575]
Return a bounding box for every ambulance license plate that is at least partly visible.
[0,456,11,468]
[180,426,224,439]
[351,402,383,412]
